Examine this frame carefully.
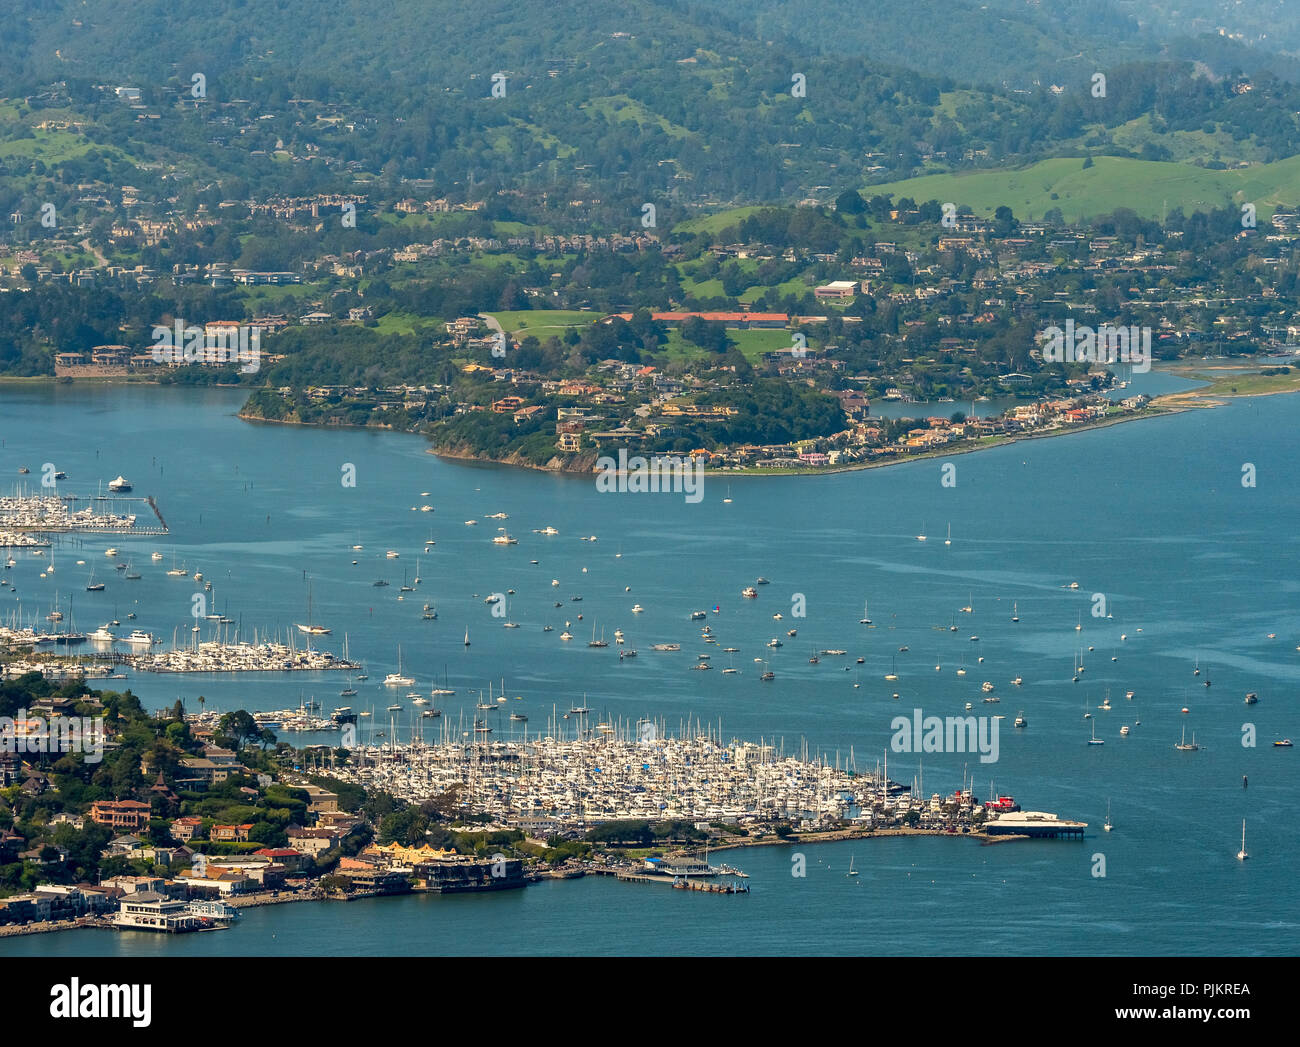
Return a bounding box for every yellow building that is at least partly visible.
[363,842,456,867]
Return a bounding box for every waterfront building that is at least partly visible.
[115,892,204,932]
[412,855,525,893]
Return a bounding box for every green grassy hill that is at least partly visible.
[859,156,1300,223]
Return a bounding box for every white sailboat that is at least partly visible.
[296,578,331,635]
[944,523,951,546]
[1236,819,1249,861]
[846,855,858,877]
[1103,800,1112,832]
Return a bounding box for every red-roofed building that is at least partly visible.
[655,312,787,328]
[89,800,152,832]
[169,816,203,842]
[254,847,306,872]
[604,312,787,328]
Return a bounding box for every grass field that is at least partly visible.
[1104,115,1272,167]
[585,95,691,139]
[236,284,319,307]
[0,127,120,165]
[1163,367,1300,399]
[487,310,604,337]
[674,206,769,235]
[659,326,800,364]
[861,155,1300,223]
[370,311,429,336]
[677,155,1300,230]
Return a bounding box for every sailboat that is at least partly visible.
[859,600,872,625]
[916,522,927,541]
[296,578,331,635]
[1236,819,1249,861]
[723,485,733,504]
[1088,721,1104,745]
[1010,601,1019,623]
[400,568,414,592]
[338,635,357,695]
[884,655,898,681]
[944,523,951,546]
[384,645,414,687]
[1103,800,1112,832]
[1175,725,1200,752]
[846,855,858,877]
[85,567,105,592]
[464,627,471,647]
[431,665,455,697]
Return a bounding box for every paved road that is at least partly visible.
[477,313,507,358]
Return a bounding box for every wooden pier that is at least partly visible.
[602,869,750,894]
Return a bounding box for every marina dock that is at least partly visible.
[0,492,168,535]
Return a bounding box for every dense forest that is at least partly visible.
[3,1,1300,211]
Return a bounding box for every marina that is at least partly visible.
[0,491,168,535]
[310,723,1074,837]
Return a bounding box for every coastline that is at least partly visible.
[0,829,1028,940]
[242,396,1186,478]
[17,364,1299,484]
[419,403,1188,479]
[423,374,1300,478]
